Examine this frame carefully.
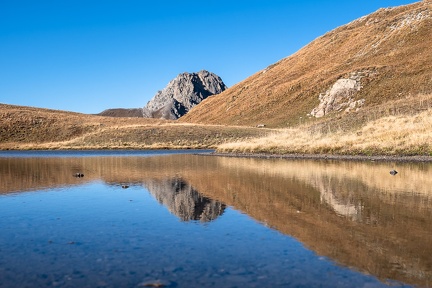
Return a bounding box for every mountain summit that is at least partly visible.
[98,70,227,119]
[142,70,227,120]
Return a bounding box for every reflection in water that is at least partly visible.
[207,157,432,286]
[319,186,360,220]
[0,153,431,287]
[103,177,225,222]
[144,177,225,222]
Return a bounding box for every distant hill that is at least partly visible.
[98,70,227,120]
[180,1,432,127]
[98,108,144,118]
[0,103,267,150]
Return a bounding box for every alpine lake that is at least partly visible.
[0,150,431,288]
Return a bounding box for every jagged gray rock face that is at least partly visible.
[97,70,226,119]
[144,70,227,120]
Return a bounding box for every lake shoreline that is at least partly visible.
[207,152,432,162]
[2,147,432,162]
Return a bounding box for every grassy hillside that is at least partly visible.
[217,93,432,156]
[0,104,269,150]
[2,1,432,156]
[181,1,432,128]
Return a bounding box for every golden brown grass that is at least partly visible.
[3,0,432,155]
[0,104,269,150]
[3,2,432,155]
[218,94,432,156]
[181,1,432,127]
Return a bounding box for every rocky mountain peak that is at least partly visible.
[143,70,227,120]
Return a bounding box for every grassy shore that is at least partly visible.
[218,94,432,157]
[3,95,432,157]
[0,104,270,150]
[0,122,270,150]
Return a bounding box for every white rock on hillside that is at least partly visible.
[310,75,365,118]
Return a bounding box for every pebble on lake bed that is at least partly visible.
[138,280,170,287]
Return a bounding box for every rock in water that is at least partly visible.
[390,170,398,176]
[144,70,227,120]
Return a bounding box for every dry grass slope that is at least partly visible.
[181,1,432,128]
[218,93,432,156]
[2,2,432,155]
[0,104,269,150]
[179,1,432,156]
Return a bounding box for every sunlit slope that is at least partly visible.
[180,1,432,127]
[0,104,269,149]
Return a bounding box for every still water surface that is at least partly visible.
[0,150,431,287]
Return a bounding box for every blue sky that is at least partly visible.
[0,0,417,114]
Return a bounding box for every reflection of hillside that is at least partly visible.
[319,184,360,220]
[0,156,224,222]
[182,156,432,287]
[143,177,225,222]
[0,156,191,194]
[214,157,432,221]
[217,156,432,196]
[1,154,431,286]
[0,157,95,194]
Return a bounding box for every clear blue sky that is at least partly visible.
[0,0,417,114]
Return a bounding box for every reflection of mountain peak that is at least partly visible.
[144,177,225,222]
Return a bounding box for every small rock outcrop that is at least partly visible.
[143,70,227,120]
[310,71,373,118]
